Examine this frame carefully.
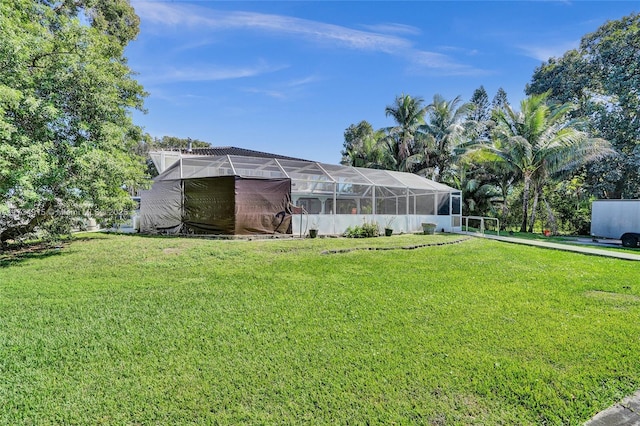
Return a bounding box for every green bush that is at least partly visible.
[344,221,380,238]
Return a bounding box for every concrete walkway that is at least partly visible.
[464,233,640,261]
[584,390,640,426]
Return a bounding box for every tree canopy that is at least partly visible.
[383,94,428,172]
[527,12,640,198]
[340,121,385,168]
[419,94,474,182]
[337,14,637,234]
[478,93,612,232]
[0,0,146,243]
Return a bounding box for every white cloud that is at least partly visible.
[518,40,579,62]
[286,75,321,88]
[360,23,422,36]
[241,87,287,100]
[241,75,321,100]
[132,2,486,75]
[147,89,210,105]
[409,51,489,76]
[144,62,289,84]
[133,2,410,53]
[437,45,481,56]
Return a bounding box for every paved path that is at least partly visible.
[584,390,640,426]
[463,233,640,261]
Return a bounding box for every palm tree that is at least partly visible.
[418,94,474,182]
[384,94,429,171]
[450,158,502,217]
[484,92,613,232]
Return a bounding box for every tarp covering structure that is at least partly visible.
[143,151,462,236]
[140,175,291,235]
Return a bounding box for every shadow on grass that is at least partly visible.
[83,231,185,240]
[0,243,67,268]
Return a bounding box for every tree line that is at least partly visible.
[341,13,639,234]
[1,1,638,243]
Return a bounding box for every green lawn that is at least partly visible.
[1,233,639,424]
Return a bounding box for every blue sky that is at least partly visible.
[127,1,639,164]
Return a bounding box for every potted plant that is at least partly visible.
[384,217,395,237]
[421,222,437,235]
[308,220,318,238]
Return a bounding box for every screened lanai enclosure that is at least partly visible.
[140,149,462,236]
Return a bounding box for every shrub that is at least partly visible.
[344,221,380,238]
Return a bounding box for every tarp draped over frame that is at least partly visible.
[234,178,292,235]
[183,177,236,234]
[139,180,182,234]
[140,176,292,235]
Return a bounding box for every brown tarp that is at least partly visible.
[234,177,291,235]
[139,179,183,234]
[141,175,292,235]
[183,176,236,234]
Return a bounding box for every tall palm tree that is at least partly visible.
[485,92,613,232]
[418,94,474,182]
[384,94,429,171]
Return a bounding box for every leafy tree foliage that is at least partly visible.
[45,0,141,45]
[420,94,474,183]
[469,86,490,126]
[546,174,593,235]
[147,135,211,150]
[527,12,640,198]
[477,93,612,232]
[0,0,146,243]
[491,87,510,112]
[343,94,474,183]
[383,94,428,171]
[340,121,388,169]
[450,157,502,217]
[465,86,489,142]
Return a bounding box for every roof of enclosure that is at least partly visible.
[153,153,457,193]
[156,146,310,162]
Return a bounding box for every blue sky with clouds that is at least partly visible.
[127,1,639,164]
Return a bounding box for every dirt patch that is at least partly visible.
[162,247,182,255]
[584,290,640,304]
[321,237,471,255]
[1,242,63,256]
[1,242,65,267]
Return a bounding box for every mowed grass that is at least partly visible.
[1,233,639,425]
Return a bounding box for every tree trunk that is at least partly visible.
[543,196,558,234]
[520,175,531,232]
[501,203,509,230]
[0,202,53,243]
[499,177,511,230]
[527,186,540,233]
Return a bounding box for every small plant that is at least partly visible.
[309,220,319,238]
[385,216,396,228]
[384,217,396,236]
[308,219,319,238]
[344,220,380,238]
